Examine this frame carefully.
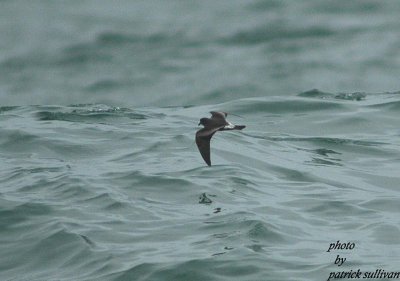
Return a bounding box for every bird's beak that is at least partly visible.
[198,122,201,126]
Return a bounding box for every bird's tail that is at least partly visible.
[221,125,246,131]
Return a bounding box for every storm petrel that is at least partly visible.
[196,111,245,166]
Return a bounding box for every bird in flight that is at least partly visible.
[195,111,245,166]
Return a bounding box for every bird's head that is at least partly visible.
[198,118,209,126]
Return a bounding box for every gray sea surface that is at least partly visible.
[1,1,400,281]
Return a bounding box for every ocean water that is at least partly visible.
[1,1,400,281]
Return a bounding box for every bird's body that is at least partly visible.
[195,111,245,166]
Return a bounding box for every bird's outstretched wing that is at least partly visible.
[195,127,222,166]
[210,111,227,119]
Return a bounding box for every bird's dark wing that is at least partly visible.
[195,127,222,166]
[210,111,227,119]
[209,112,229,127]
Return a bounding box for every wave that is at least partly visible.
[298,89,367,101]
[35,104,147,123]
[220,26,335,45]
